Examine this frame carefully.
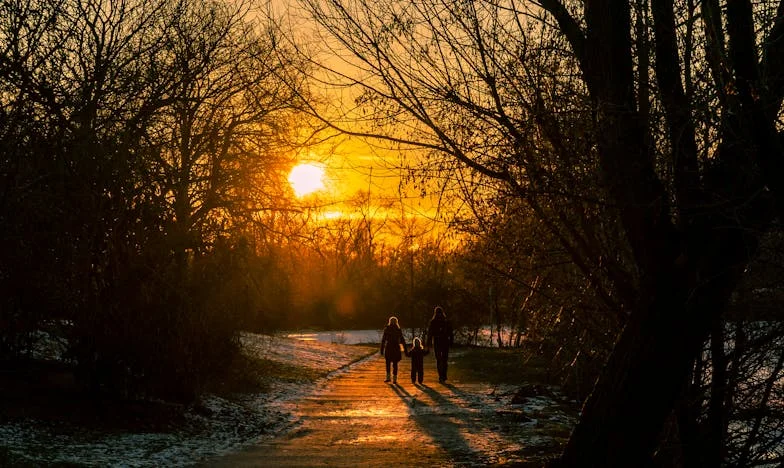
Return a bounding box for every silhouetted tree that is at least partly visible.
[0,0,309,400]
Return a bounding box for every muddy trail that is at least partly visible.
[203,350,573,467]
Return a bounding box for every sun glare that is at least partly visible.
[289,162,326,197]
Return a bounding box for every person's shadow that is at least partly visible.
[390,382,478,464]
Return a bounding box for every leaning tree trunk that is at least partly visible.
[553,228,752,467]
[707,321,729,466]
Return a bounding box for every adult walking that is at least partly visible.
[380,316,406,384]
[426,306,454,383]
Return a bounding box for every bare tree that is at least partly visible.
[148,0,306,263]
[0,0,312,399]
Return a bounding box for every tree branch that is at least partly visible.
[761,0,784,117]
[651,0,700,212]
[537,0,589,75]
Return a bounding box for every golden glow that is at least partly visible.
[281,139,456,247]
[289,162,326,197]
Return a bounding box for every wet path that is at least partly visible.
[204,352,538,467]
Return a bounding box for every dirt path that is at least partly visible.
[204,351,561,467]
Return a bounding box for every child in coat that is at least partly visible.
[406,337,429,384]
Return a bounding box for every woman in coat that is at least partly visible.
[380,316,406,384]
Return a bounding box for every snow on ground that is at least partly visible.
[284,329,381,345]
[248,332,378,370]
[284,328,514,347]
[0,332,376,467]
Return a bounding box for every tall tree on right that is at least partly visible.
[539,0,784,465]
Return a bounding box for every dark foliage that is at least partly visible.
[0,0,302,402]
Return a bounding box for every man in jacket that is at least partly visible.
[426,306,453,383]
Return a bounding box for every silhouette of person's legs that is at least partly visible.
[434,345,449,381]
[412,362,424,384]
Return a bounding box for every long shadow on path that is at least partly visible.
[390,381,485,465]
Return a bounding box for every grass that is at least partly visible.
[439,346,577,465]
[448,345,552,386]
[206,353,324,397]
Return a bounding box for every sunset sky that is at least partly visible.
[290,137,450,233]
[265,0,471,248]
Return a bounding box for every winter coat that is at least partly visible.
[407,345,429,367]
[426,316,453,349]
[380,325,406,362]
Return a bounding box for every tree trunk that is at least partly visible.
[707,322,728,465]
[553,228,751,467]
[677,359,705,468]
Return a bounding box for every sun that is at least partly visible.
[289,162,326,197]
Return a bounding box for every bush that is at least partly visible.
[68,246,245,403]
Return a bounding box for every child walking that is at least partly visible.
[406,337,429,384]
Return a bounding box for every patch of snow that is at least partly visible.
[521,396,553,412]
[242,333,372,373]
[285,329,382,345]
[29,329,69,361]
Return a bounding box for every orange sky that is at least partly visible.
[270,0,464,247]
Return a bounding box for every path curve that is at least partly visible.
[204,352,542,467]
